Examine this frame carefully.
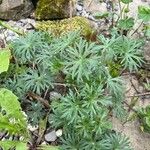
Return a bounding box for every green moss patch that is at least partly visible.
[35,16,94,37]
[35,0,70,20]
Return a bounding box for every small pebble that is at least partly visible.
[44,130,57,142]
[27,124,38,132]
[56,129,62,137]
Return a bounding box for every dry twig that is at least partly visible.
[28,92,50,108]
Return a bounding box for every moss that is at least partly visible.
[35,0,70,20]
[35,16,94,37]
[108,62,121,77]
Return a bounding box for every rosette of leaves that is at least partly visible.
[63,38,101,82]
[97,35,144,72]
[19,67,54,95]
[11,32,50,64]
[102,132,132,150]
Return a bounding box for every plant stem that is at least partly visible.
[87,0,93,8]
[131,21,143,36]
[0,20,24,35]
[127,92,150,98]
[28,92,50,108]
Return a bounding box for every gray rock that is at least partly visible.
[44,130,57,142]
[50,91,61,100]
[0,19,35,42]
[0,0,33,20]
[76,4,83,11]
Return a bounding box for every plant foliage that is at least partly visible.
[0,49,11,74]
[1,30,143,149]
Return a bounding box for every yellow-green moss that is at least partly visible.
[35,16,94,37]
[35,0,70,20]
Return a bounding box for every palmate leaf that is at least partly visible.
[11,32,49,63]
[60,131,85,150]
[20,68,53,95]
[102,132,132,150]
[138,6,150,22]
[63,38,100,82]
[0,49,11,74]
[106,76,124,97]
[118,18,134,30]
[112,36,144,72]
[81,83,112,117]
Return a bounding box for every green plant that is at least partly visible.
[137,106,150,132]
[0,48,11,74]
[11,32,50,64]
[102,132,132,150]
[20,68,53,95]
[0,88,29,150]
[0,48,29,150]
[0,28,144,149]
[98,35,144,72]
[63,38,100,82]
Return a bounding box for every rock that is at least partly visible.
[50,91,61,100]
[36,16,96,37]
[0,19,35,42]
[44,130,57,142]
[56,129,62,137]
[76,4,83,11]
[35,0,76,20]
[0,0,34,20]
[83,0,107,14]
[27,124,38,132]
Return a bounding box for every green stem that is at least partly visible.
[0,20,24,35]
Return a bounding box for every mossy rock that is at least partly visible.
[35,16,95,37]
[35,0,75,20]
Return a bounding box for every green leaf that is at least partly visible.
[93,12,109,19]
[0,49,11,74]
[0,88,29,138]
[0,141,27,150]
[144,26,150,37]
[120,0,133,4]
[118,18,134,30]
[138,6,150,22]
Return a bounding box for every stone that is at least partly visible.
[76,4,83,11]
[56,129,62,137]
[50,91,61,100]
[0,0,33,20]
[35,0,76,20]
[83,0,107,14]
[44,130,57,142]
[27,124,38,132]
[36,16,95,37]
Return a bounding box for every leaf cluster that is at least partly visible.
[0,30,144,149]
